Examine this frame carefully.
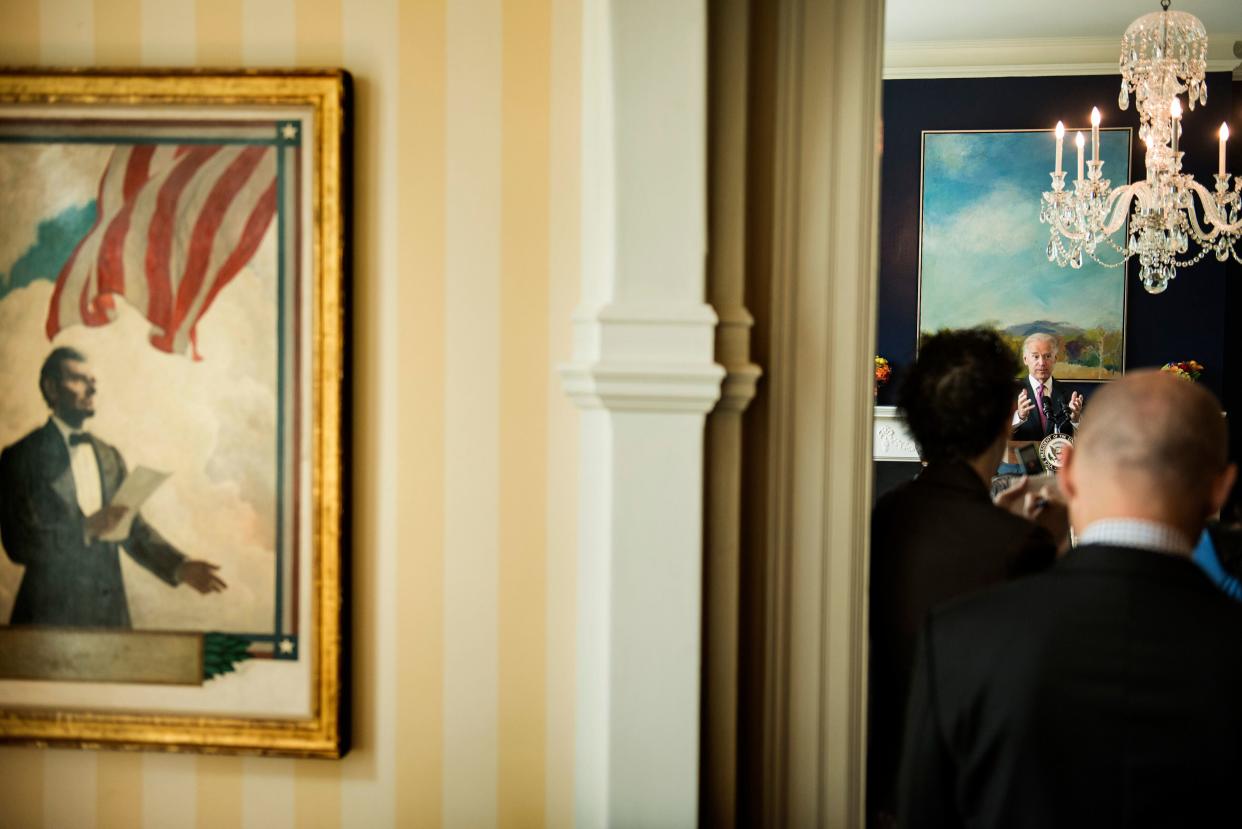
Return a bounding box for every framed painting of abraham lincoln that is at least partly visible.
[0,69,347,758]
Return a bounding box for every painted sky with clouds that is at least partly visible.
[919,129,1130,332]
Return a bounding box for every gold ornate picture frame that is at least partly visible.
[0,69,348,758]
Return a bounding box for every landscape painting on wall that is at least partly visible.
[918,128,1131,380]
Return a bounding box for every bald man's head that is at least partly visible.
[1067,370,1233,536]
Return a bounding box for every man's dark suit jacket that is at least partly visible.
[1012,376,1076,441]
[900,544,1242,828]
[868,460,1056,819]
[0,420,185,627]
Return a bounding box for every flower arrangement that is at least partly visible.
[1161,360,1204,382]
[874,356,892,397]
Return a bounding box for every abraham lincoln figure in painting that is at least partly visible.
[0,346,227,628]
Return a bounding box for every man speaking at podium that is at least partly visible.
[1011,332,1083,439]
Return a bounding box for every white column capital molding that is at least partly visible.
[561,361,725,413]
[562,300,724,413]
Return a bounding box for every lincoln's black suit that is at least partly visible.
[868,461,1056,820]
[1012,376,1076,440]
[0,420,185,627]
[900,544,1242,828]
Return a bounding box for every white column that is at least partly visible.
[561,1,723,826]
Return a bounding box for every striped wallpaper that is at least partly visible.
[0,0,581,826]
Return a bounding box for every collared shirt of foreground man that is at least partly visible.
[869,328,1067,824]
[899,370,1242,828]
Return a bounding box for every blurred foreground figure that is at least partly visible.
[900,370,1242,828]
[868,328,1063,824]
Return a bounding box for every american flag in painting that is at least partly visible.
[46,143,277,357]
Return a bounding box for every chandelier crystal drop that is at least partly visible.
[1039,0,1241,294]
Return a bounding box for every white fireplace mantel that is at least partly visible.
[873,405,921,462]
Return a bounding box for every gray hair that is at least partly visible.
[1022,332,1058,357]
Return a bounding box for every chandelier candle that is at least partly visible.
[1055,121,1065,176]
[1222,124,1230,177]
[1039,0,1241,293]
[1091,107,1101,164]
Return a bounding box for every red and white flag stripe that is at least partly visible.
[47,143,278,357]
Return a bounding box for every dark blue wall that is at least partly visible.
[876,74,1239,437]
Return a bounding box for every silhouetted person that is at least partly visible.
[869,328,1063,824]
[900,370,1242,827]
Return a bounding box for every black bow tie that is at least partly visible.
[68,433,91,446]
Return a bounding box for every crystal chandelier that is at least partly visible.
[1039,0,1241,294]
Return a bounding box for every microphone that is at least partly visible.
[1055,397,1073,433]
[1041,394,1053,432]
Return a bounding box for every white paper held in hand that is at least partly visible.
[97,466,171,542]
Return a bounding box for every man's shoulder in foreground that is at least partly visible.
[934,542,1242,631]
[904,544,1242,828]
[923,542,1242,721]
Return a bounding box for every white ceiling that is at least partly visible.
[884,0,1242,44]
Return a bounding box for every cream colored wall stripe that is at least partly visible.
[241,0,295,66]
[339,0,399,826]
[198,755,245,827]
[293,0,338,64]
[545,1,581,824]
[93,0,140,65]
[144,753,199,828]
[242,757,295,829]
[40,0,92,64]
[98,752,144,828]
[497,0,552,824]
[197,0,242,65]
[44,749,95,828]
[396,0,448,822]
[0,748,43,826]
[140,0,194,64]
[291,763,342,829]
[443,0,503,824]
[0,0,40,64]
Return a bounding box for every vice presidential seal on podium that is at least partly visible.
[1038,431,1073,472]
